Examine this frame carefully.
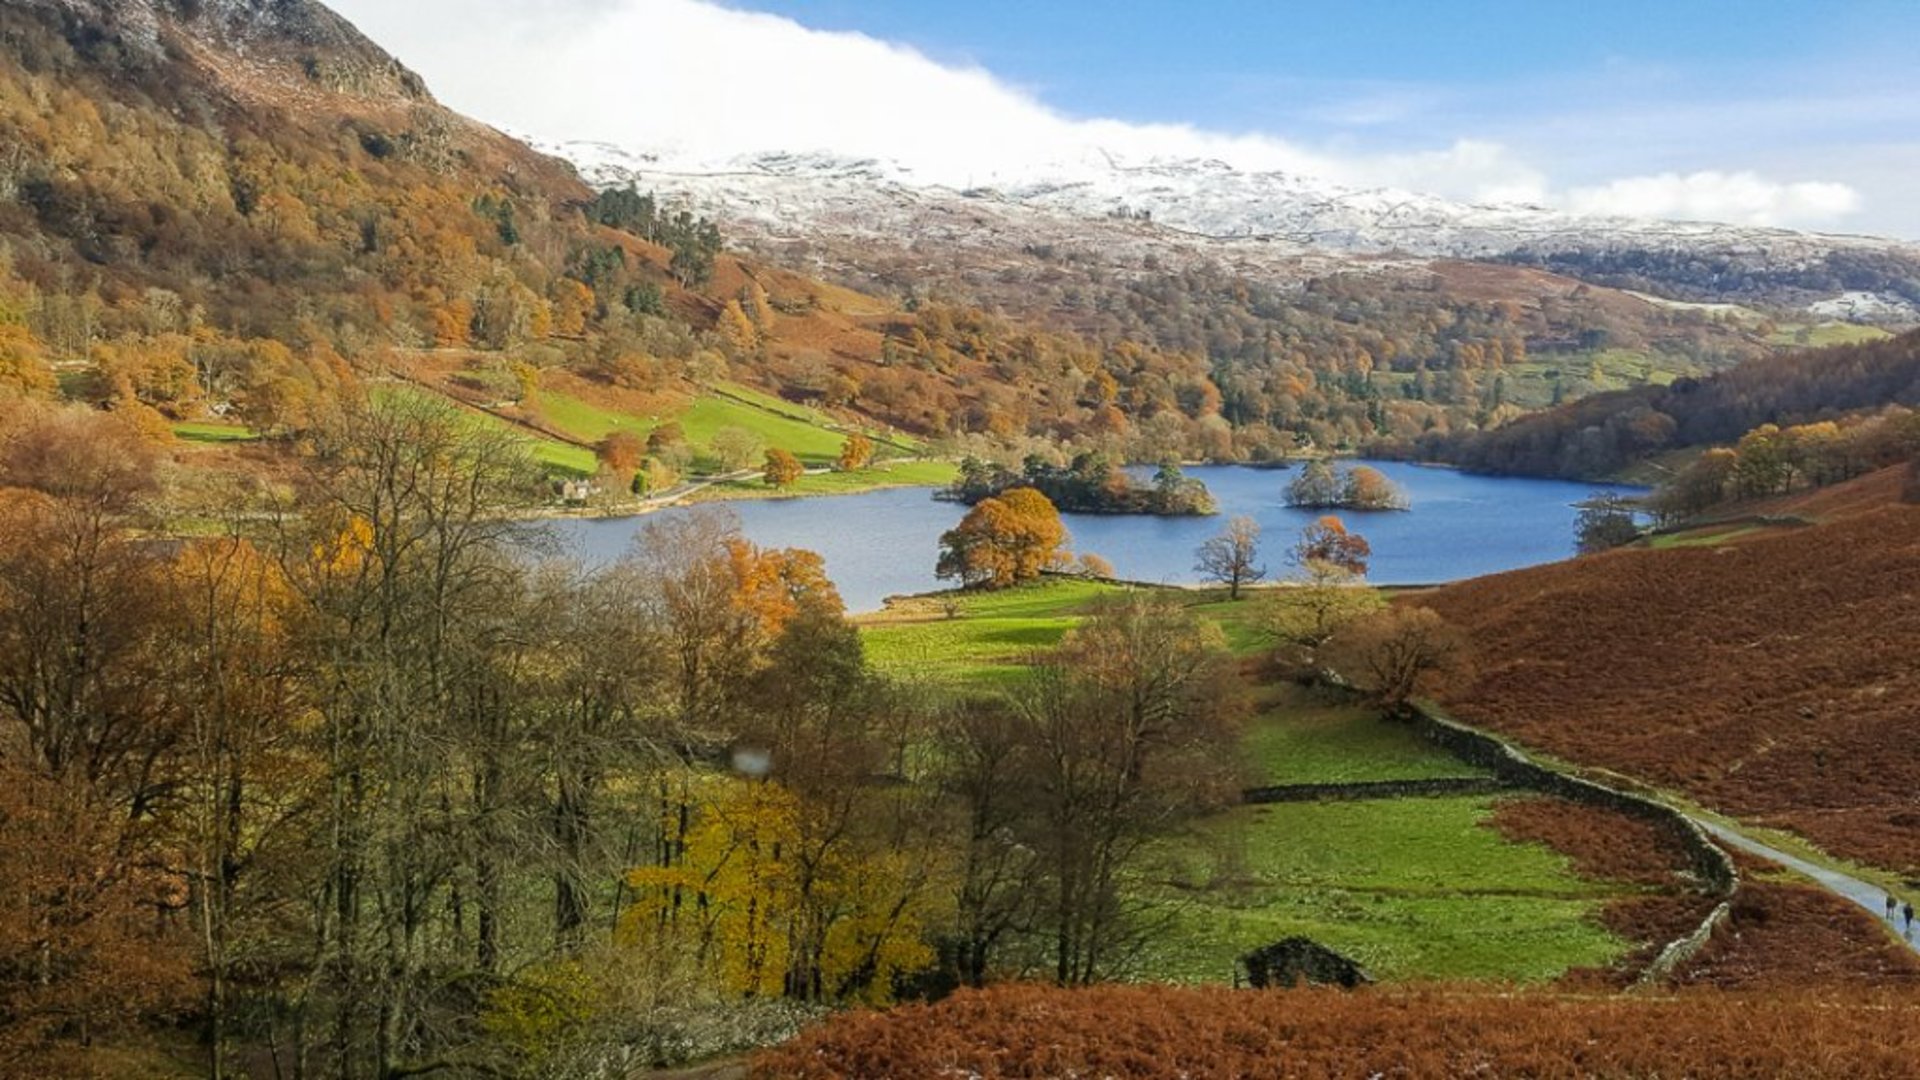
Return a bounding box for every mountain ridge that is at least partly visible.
[547,138,1920,319]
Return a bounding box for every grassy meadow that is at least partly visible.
[857,579,1637,983]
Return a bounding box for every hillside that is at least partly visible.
[6,1,1907,481]
[557,139,1915,460]
[0,0,1245,477]
[1406,329,1920,478]
[1418,466,1920,875]
[563,141,1920,314]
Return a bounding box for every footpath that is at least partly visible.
[1689,818,1920,955]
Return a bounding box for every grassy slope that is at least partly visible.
[171,421,259,444]
[1766,323,1894,349]
[1244,690,1488,785]
[1140,797,1626,983]
[698,459,959,501]
[534,382,933,483]
[857,580,1634,982]
[373,384,600,476]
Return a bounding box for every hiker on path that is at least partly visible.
[1905,901,1914,933]
[1888,894,1899,920]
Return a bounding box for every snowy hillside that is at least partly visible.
[544,139,1920,318]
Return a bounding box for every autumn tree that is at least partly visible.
[1284,461,1341,508]
[631,510,755,732]
[635,455,679,495]
[0,764,193,1072]
[711,425,765,471]
[1328,606,1469,711]
[278,394,539,1077]
[936,487,1067,589]
[647,421,687,456]
[0,409,189,1071]
[596,430,646,476]
[764,447,805,488]
[0,409,169,799]
[0,323,57,398]
[837,433,875,472]
[167,532,312,1080]
[1267,517,1383,667]
[1194,515,1264,599]
[935,698,1043,987]
[1286,462,1407,510]
[720,299,760,355]
[1343,465,1409,510]
[1653,447,1739,523]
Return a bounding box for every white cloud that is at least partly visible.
[328,0,1865,231]
[1564,171,1861,227]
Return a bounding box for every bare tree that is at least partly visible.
[279,394,539,1078]
[1018,594,1244,984]
[1327,606,1470,712]
[1193,515,1264,599]
[935,698,1043,987]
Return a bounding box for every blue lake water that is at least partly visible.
[557,463,1641,614]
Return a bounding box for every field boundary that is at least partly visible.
[1405,702,1739,985]
[1242,777,1511,803]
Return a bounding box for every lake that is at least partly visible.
[557,462,1641,613]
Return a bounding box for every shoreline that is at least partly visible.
[517,456,1640,528]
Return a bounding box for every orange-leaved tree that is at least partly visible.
[936,487,1066,589]
[837,433,874,472]
[1292,515,1371,579]
[1342,465,1409,510]
[764,447,805,488]
[595,430,645,476]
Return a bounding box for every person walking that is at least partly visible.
[1888,893,1899,920]
[1904,901,1914,934]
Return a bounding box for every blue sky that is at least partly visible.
[740,0,1912,124]
[331,0,1920,236]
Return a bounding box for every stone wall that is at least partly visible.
[1243,777,1510,804]
[1407,705,1738,895]
[1405,703,1739,984]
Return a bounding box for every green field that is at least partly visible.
[1647,524,1764,549]
[531,391,657,443]
[373,385,599,477]
[861,579,1122,690]
[860,579,1286,690]
[536,383,895,471]
[859,578,1635,984]
[1135,797,1630,983]
[1370,348,1709,412]
[700,459,958,501]
[679,394,849,465]
[172,421,259,444]
[1244,691,1489,786]
[1765,322,1893,349]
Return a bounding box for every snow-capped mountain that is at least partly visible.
[544,139,1920,318]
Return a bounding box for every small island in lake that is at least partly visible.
[945,453,1217,516]
[1285,461,1410,511]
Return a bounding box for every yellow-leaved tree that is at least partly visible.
[622,772,939,1004]
[0,323,55,399]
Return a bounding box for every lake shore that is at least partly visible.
[554,462,1642,614]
